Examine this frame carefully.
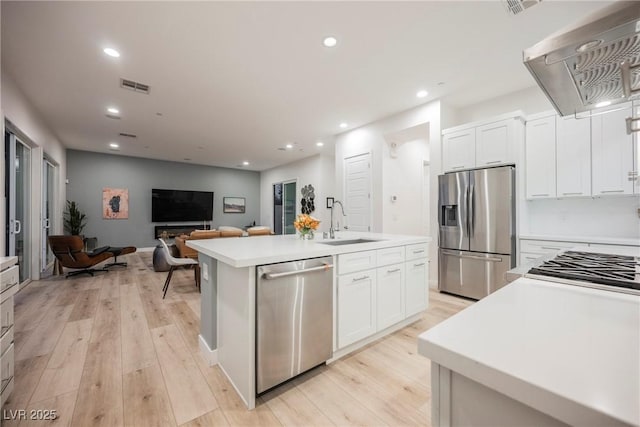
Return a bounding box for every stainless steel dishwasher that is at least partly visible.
[256,256,333,394]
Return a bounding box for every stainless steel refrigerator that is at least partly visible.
[438,166,516,300]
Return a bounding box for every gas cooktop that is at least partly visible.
[527,251,640,294]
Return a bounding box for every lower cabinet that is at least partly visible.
[376,264,405,331]
[337,245,429,350]
[405,259,429,317]
[338,269,377,348]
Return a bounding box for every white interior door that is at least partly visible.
[41,160,55,271]
[344,153,371,232]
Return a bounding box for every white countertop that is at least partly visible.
[186,232,431,267]
[418,278,640,427]
[520,234,640,247]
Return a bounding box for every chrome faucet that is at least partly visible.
[329,200,346,239]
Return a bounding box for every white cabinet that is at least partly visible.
[338,270,377,348]
[442,128,475,172]
[442,116,521,173]
[405,259,428,317]
[592,103,635,196]
[525,115,556,199]
[0,259,18,408]
[556,115,591,198]
[376,264,405,331]
[476,120,514,167]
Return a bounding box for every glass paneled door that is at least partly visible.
[41,160,55,272]
[5,131,31,284]
[272,180,297,235]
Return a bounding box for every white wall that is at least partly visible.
[335,100,442,288]
[260,153,335,233]
[452,86,553,126]
[2,71,66,277]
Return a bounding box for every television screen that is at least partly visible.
[152,189,214,222]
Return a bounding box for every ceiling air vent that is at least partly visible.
[118,132,137,139]
[503,0,542,16]
[120,78,151,94]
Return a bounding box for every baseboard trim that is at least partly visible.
[199,334,218,366]
[137,247,156,253]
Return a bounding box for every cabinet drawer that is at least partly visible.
[338,250,376,275]
[1,343,14,393]
[1,297,14,334]
[519,252,544,266]
[376,246,405,267]
[0,376,13,407]
[588,243,640,256]
[520,240,576,254]
[0,266,19,295]
[0,327,12,356]
[405,243,428,261]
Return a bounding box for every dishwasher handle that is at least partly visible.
[263,263,334,280]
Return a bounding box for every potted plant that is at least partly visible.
[64,200,87,236]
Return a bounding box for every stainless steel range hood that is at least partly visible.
[524,1,640,118]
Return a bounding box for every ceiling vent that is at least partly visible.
[118,132,137,139]
[120,78,151,94]
[503,0,542,16]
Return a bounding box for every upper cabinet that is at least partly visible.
[442,114,523,173]
[442,128,475,172]
[556,115,591,198]
[591,103,635,196]
[525,114,556,199]
[524,102,637,200]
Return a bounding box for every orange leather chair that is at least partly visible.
[48,235,114,277]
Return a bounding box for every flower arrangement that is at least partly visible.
[293,214,320,239]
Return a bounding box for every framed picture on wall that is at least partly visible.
[223,197,246,213]
[103,188,129,219]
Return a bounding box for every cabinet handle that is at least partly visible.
[352,275,370,282]
[413,249,425,254]
[413,262,426,267]
[600,190,624,194]
[387,268,401,273]
[485,160,501,165]
[531,193,549,197]
[540,246,562,250]
[562,192,583,196]
[451,166,465,170]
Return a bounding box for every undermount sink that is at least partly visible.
[318,238,382,246]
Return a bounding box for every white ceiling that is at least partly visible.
[2,1,611,171]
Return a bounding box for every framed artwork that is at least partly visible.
[223,197,246,213]
[326,197,334,209]
[103,188,129,219]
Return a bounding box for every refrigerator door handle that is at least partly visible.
[468,184,474,237]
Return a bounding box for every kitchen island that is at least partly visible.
[187,232,431,409]
[418,277,640,427]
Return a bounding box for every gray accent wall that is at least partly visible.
[66,150,260,248]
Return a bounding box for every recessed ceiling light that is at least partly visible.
[416,90,428,98]
[242,161,250,166]
[103,47,120,58]
[107,107,119,114]
[285,143,293,149]
[323,36,338,48]
[595,100,612,108]
[109,142,119,149]
[339,122,348,129]
[316,142,324,147]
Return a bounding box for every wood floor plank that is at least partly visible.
[16,304,75,361]
[120,283,157,374]
[97,274,119,300]
[136,274,173,329]
[68,289,100,321]
[123,365,176,427]
[71,298,123,427]
[261,381,334,427]
[179,409,229,427]
[150,324,218,425]
[19,390,78,427]
[0,355,50,427]
[167,301,200,354]
[294,368,386,427]
[30,319,93,403]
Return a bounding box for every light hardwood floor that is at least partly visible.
[2,252,472,427]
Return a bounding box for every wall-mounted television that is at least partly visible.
[152,189,214,222]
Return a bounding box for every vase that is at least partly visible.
[300,229,314,240]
